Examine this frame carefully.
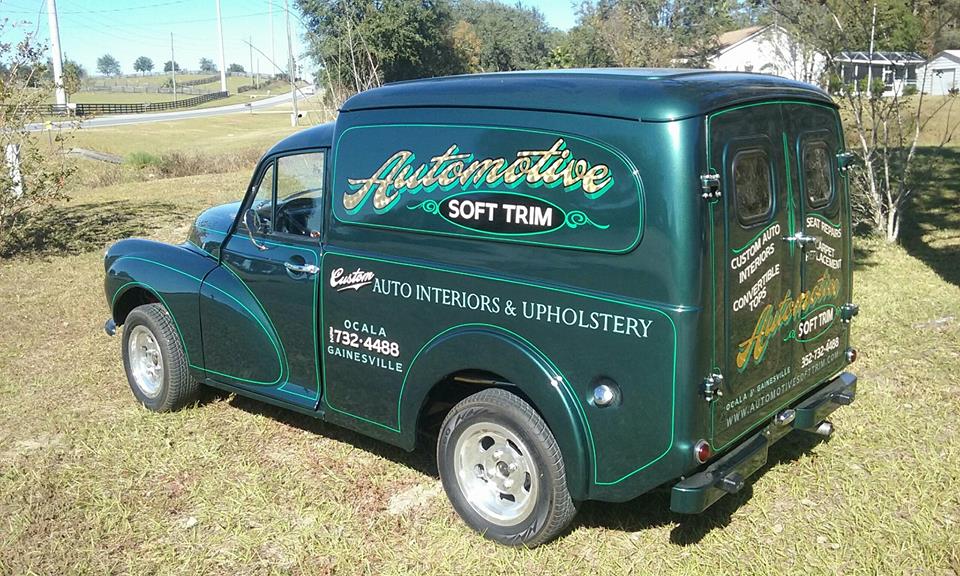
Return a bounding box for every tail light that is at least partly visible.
[694,440,712,464]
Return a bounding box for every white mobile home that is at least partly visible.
[835,51,926,97]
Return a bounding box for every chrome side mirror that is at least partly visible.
[243,208,269,251]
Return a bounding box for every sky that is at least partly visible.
[1,0,578,77]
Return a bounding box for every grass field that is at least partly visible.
[1,111,959,574]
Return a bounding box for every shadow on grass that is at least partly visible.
[852,241,882,272]
[901,147,960,288]
[572,432,826,545]
[222,393,438,477]
[1,200,180,259]
[218,390,827,544]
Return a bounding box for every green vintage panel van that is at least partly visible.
[104,69,859,546]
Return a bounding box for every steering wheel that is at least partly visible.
[275,197,313,236]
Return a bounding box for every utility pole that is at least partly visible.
[285,0,298,126]
[170,33,178,103]
[249,35,255,89]
[215,0,227,93]
[270,0,276,77]
[46,0,66,106]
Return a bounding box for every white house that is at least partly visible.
[919,50,960,95]
[709,24,825,85]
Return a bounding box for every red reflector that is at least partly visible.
[694,440,712,464]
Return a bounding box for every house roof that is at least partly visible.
[927,50,960,65]
[835,51,926,64]
[717,25,768,52]
[340,69,833,123]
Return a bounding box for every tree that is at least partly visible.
[96,53,120,76]
[61,58,85,95]
[227,63,246,74]
[0,21,75,255]
[551,13,617,68]
[199,57,217,73]
[451,0,557,71]
[133,56,154,75]
[570,0,732,68]
[163,60,180,73]
[298,0,466,104]
[769,0,960,242]
[451,20,482,72]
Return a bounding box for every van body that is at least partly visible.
[104,69,858,546]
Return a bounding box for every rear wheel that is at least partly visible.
[121,303,198,412]
[437,388,577,547]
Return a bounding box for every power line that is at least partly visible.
[6,8,273,27]
[2,0,196,14]
[57,13,211,50]
[120,10,272,28]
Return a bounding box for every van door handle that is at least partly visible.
[284,261,320,275]
[782,232,818,247]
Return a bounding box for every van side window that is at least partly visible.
[247,162,275,233]
[733,149,772,225]
[803,142,833,207]
[275,152,326,237]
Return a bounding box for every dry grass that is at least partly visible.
[0,114,958,574]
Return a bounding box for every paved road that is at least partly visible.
[28,88,307,131]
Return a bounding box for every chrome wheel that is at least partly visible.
[453,422,539,526]
[127,324,164,398]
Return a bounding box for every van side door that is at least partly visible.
[199,149,327,408]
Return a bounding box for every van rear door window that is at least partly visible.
[733,149,773,226]
[802,142,833,207]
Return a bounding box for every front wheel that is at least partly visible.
[437,388,577,547]
[121,303,199,412]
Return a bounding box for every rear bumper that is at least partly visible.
[670,371,857,514]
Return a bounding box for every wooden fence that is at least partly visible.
[12,91,229,117]
[178,75,220,87]
[78,84,214,95]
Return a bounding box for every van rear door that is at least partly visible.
[783,102,852,393]
[707,101,850,452]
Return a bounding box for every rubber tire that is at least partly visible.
[121,303,198,412]
[437,388,577,547]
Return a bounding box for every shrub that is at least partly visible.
[126,151,163,169]
[0,25,76,255]
[125,148,262,179]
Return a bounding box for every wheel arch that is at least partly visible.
[112,284,160,325]
[398,324,592,499]
[104,239,218,371]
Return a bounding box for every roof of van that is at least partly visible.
[339,69,834,122]
[266,120,335,156]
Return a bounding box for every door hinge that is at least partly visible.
[703,372,724,402]
[837,151,856,173]
[700,173,721,200]
[840,303,860,323]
